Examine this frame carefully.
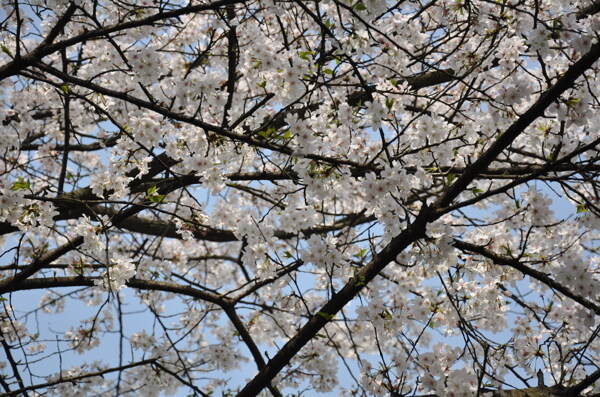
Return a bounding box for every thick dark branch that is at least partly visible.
[20,135,119,151]
[0,359,157,397]
[0,335,29,397]
[0,1,246,81]
[564,368,600,396]
[434,40,600,210]
[452,239,600,314]
[3,155,595,239]
[236,38,600,397]
[577,1,600,18]
[236,205,434,396]
[222,305,283,397]
[96,207,372,243]
[0,178,190,293]
[222,5,239,128]
[0,3,77,80]
[0,151,180,237]
[0,276,226,306]
[33,62,374,172]
[415,386,579,397]
[440,136,600,216]
[150,362,211,397]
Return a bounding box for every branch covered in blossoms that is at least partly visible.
[1,1,600,396]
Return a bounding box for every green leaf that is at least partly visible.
[257,80,267,88]
[146,185,165,203]
[323,68,334,75]
[472,188,483,195]
[1,45,12,56]
[31,242,50,260]
[354,275,366,287]
[380,310,392,320]
[446,173,457,184]
[59,84,69,95]
[565,97,581,108]
[576,203,588,213]
[147,194,165,203]
[72,264,84,276]
[299,51,314,61]
[147,185,158,196]
[258,126,277,139]
[316,311,335,320]
[355,248,367,259]
[353,1,367,11]
[316,333,327,338]
[385,98,394,110]
[10,177,30,191]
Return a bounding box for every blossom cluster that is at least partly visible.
[0,0,599,396]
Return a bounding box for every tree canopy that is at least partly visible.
[1,0,600,396]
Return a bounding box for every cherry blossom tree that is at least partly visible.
[1,0,600,396]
